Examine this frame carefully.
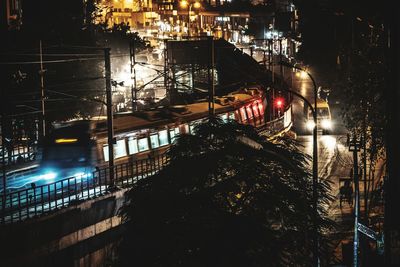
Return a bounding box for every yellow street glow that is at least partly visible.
[55,138,78,144]
[193,2,201,8]
[180,0,188,7]
[300,70,308,79]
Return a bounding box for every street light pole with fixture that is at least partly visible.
[280,61,319,267]
[180,0,201,37]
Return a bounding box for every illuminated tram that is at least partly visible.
[40,87,267,180]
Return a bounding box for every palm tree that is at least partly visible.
[116,118,334,267]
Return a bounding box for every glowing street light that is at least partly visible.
[280,60,319,267]
[180,0,201,37]
[295,70,308,79]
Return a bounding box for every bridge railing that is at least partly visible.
[0,154,169,224]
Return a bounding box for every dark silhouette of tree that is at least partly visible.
[116,118,334,266]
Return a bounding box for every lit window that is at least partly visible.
[221,113,228,123]
[159,130,169,146]
[128,137,138,154]
[169,129,176,143]
[246,106,253,119]
[138,138,149,152]
[115,139,127,158]
[189,124,195,134]
[103,145,109,162]
[169,127,180,143]
[258,103,264,115]
[181,124,189,134]
[150,134,160,149]
[252,104,259,117]
[240,107,247,121]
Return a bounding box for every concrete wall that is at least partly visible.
[0,189,129,267]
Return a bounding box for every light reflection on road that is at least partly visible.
[320,135,337,152]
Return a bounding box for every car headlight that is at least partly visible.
[321,119,332,129]
[306,120,315,130]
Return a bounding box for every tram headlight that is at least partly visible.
[321,119,332,129]
[40,171,57,180]
[306,120,315,130]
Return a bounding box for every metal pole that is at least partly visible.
[285,61,320,266]
[276,62,320,266]
[130,39,138,112]
[208,37,215,116]
[39,40,46,138]
[279,38,283,79]
[363,114,368,220]
[104,48,115,185]
[349,134,360,267]
[307,71,319,267]
[188,4,191,37]
[1,87,7,223]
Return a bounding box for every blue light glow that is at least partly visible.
[73,172,92,179]
[40,171,57,180]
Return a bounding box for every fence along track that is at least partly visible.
[0,106,293,224]
[0,154,169,224]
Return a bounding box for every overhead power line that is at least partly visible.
[0,57,104,65]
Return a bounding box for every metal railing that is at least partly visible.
[0,154,169,224]
[0,104,294,224]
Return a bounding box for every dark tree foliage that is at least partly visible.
[337,24,387,165]
[116,118,334,267]
[293,0,388,168]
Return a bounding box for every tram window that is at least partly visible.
[181,124,189,134]
[138,137,149,152]
[252,104,259,117]
[159,130,169,146]
[189,124,195,134]
[170,127,180,143]
[240,107,247,121]
[103,145,109,162]
[235,110,241,122]
[115,139,127,158]
[258,103,264,115]
[221,113,228,123]
[229,112,235,121]
[150,134,160,149]
[246,106,254,119]
[169,129,176,143]
[128,137,139,154]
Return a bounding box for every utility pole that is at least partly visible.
[279,38,283,80]
[129,38,138,112]
[1,86,7,223]
[348,132,362,267]
[208,36,215,116]
[39,40,46,138]
[104,48,115,185]
[362,111,368,220]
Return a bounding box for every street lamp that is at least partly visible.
[180,0,201,37]
[280,61,319,267]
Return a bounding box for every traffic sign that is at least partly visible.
[357,223,377,240]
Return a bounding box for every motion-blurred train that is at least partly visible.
[39,87,267,181]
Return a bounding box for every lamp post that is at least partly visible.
[180,0,201,37]
[280,61,319,266]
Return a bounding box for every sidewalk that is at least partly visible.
[329,159,385,266]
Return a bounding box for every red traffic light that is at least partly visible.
[274,97,284,108]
